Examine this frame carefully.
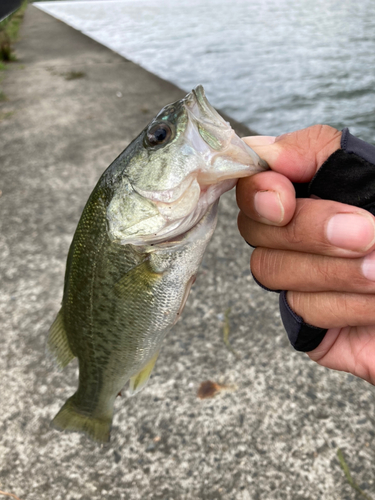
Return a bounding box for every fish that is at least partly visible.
[48,85,268,443]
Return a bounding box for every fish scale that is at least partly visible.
[48,85,268,443]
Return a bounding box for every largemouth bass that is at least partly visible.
[48,85,268,443]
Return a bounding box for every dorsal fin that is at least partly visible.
[48,309,75,368]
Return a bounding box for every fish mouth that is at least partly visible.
[183,85,268,179]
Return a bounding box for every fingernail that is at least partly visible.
[362,251,375,281]
[254,190,285,224]
[326,213,375,251]
[244,136,276,147]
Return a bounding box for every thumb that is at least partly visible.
[244,125,342,183]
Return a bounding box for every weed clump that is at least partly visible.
[0,0,28,62]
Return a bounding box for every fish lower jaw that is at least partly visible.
[144,199,220,250]
[139,178,237,247]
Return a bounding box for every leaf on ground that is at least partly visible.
[197,380,224,399]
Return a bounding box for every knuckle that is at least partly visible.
[238,211,262,246]
[283,199,327,250]
[328,294,345,324]
[289,289,375,330]
[314,124,341,166]
[308,124,338,146]
[288,291,323,325]
[250,248,266,282]
[237,212,251,243]
[314,256,333,284]
[310,123,331,139]
[284,206,306,246]
[286,290,301,313]
[343,294,373,324]
[342,294,354,318]
[251,248,283,289]
[298,125,341,172]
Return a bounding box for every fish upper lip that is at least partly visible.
[184,85,228,131]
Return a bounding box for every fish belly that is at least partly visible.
[51,201,218,442]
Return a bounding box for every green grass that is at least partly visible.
[337,449,373,500]
[0,0,28,62]
[0,1,28,105]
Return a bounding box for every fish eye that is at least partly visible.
[146,123,172,147]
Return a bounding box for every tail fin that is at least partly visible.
[51,397,112,443]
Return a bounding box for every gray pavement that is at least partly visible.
[0,6,375,500]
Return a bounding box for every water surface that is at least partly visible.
[36,0,375,142]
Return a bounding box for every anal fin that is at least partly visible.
[129,352,159,395]
[48,309,75,368]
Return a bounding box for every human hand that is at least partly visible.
[237,125,375,384]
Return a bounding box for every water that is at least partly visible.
[36,0,375,143]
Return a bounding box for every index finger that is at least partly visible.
[243,125,342,183]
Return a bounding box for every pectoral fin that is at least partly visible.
[129,352,159,395]
[47,309,75,368]
[113,259,163,300]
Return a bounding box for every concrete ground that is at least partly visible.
[1,5,375,500]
